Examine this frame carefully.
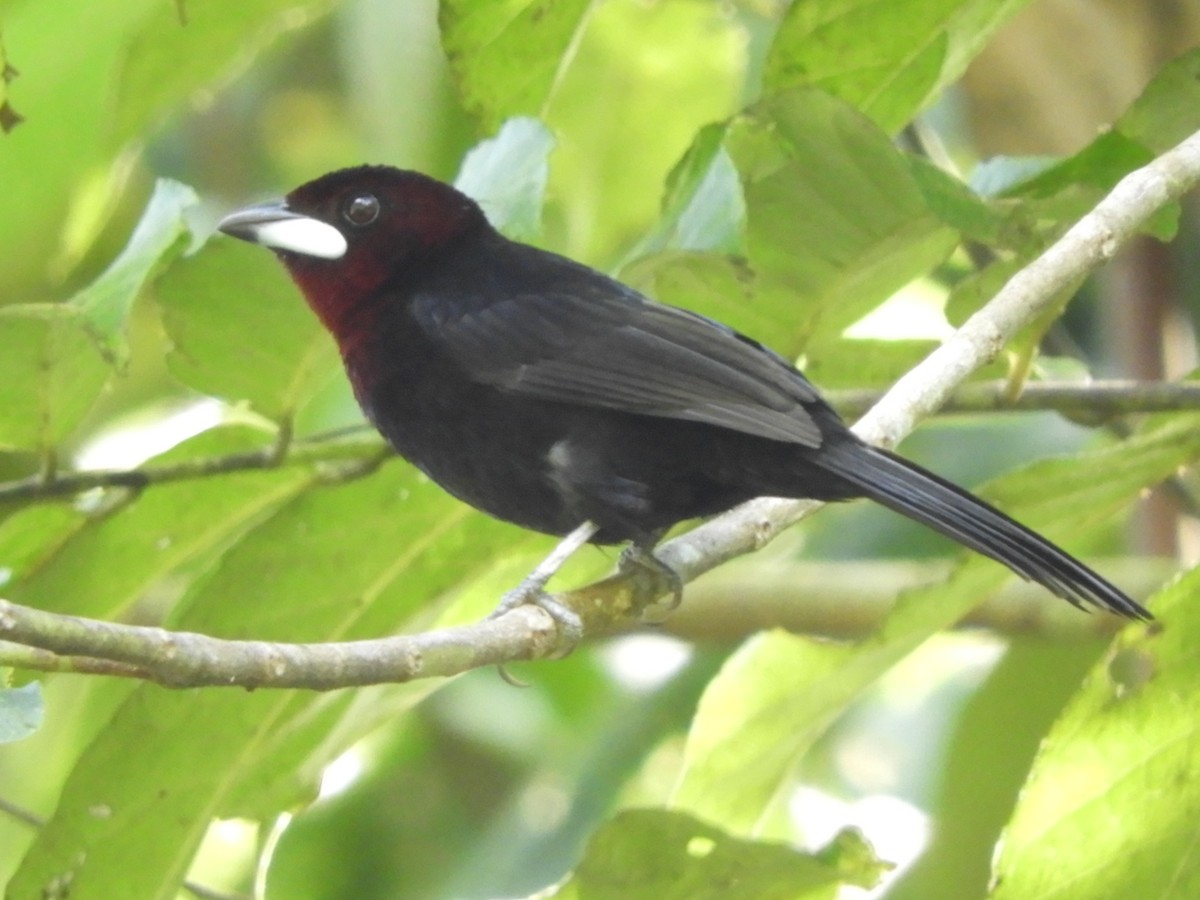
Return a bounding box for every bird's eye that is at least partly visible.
[343,193,380,227]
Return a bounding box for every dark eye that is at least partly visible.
[343,193,380,227]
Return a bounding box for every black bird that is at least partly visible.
[218,166,1151,633]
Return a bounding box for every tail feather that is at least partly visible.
[817,441,1151,620]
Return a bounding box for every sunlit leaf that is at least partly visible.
[625,123,745,260]
[540,0,744,264]
[992,565,1200,899]
[555,808,883,899]
[70,178,197,367]
[439,0,592,131]
[157,240,338,423]
[112,0,336,145]
[763,0,1035,132]
[730,88,957,344]
[0,304,110,452]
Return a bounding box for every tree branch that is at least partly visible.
[3,127,1199,688]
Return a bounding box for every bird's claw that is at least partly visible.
[618,544,684,619]
[490,577,584,651]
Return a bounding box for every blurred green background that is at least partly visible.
[2,1,1200,898]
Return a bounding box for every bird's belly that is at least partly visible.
[361,376,580,535]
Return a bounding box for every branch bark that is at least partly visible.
[3,127,1200,689]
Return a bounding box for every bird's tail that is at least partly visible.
[815,440,1151,620]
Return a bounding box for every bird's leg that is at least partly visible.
[618,533,684,617]
[490,520,600,646]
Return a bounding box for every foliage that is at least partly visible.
[1,1,1199,898]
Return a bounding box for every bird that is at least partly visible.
[217,165,1151,637]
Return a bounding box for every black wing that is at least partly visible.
[410,277,827,447]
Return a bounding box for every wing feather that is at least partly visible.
[411,282,826,447]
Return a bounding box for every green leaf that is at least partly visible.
[969,50,1200,257]
[729,88,958,345]
[0,0,160,297]
[6,425,313,620]
[0,180,198,451]
[628,90,959,360]
[992,566,1200,899]
[0,683,43,744]
[69,178,197,367]
[455,116,555,241]
[907,155,1005,243]
[0,304,110,451]
[157,239,338,422]
[625,123,745,259]
[763,0,1035,132]
[439,0,591,131]
[1117,46,1200,155]
[996,132,1154,202]
[540,0,744,264]
[111,0,336,145]
[0,504,88,587]
[801,338,942,390]
[555,808,880,899]
[889,639,1106,899]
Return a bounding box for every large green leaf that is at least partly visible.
[541,0,744,264]
[0,304,110,452]
[763,0,1035,132]
[733,89,957,344]
[623,123,746,260]
[0,180,198,452]
[1113,47,1200,155]
[992,565,1200,898]
[110,0,337,146]
[439,0,592,131]
[157,240,339,423]
[627,89,956,353]
[69,179,197,368]
[554,808,881,899]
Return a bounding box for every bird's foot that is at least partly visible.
[619,543,684,621]
[486,521,599,652]
[490,575,584,650]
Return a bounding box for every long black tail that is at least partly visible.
[816,440,1151,620]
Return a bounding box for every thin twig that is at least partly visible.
[827,379,1200,421]
[1,381,1196,506]
[0,435,387,503]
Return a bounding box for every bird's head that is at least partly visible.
[218,166,488,338]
